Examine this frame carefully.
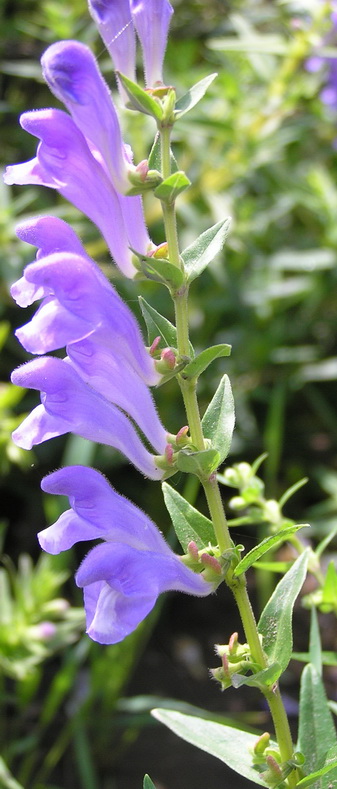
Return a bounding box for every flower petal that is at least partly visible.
[11,356,163,479]
[76,542,212,644]
[41,41,130,193]
[39,465,171,553]
[88,0,136,97]
[130,0,173,86]
[6,109,136,277]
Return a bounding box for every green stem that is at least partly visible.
[159,119,297,787]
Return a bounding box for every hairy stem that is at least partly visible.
[159,123,297,785]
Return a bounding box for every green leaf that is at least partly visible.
[116,72,163,120]
[139,297,194,355]
[233,524,308,577]
[0,757,25,789]
[162,482,214,552]
[154,171,191,204]
[182,344,231,380]
[231,662,281,690]
[143,776,156,789]
[148,133,178,173]
[309,608,322,677]
[298,664,337,781]
[292,652,337,667]
[320,561,337,613]
[182,219,231,283]
[152,709,272,786]
[133,251,184,290]
[201,374,235,465]
[258,550,309,675]
[176,448,221,477]
[174,73,218,118]
[253,560,293,573]
[296,748,337,789]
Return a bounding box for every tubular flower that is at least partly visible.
[130,0,174,87]
[4,109,149,278]
[11,222,167,462]
[88,0,173,93]
[38,466,214,644]
[11,356,164,480]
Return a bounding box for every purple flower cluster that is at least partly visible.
[6,0,214,643]
[306,2,337,109]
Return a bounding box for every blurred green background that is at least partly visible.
[1,0,337,787]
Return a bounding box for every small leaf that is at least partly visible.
[143,776,156,789]
[182,344,231,380]
[202,374,235,465]
[320,561,337,613]
[154,171,191,204]
[278,477,308,509]
[162,482,214,552]
[298,664,337,780]
[152,709,272,786]
[231,662,281,689]
[0,757,25,789]
[176,448,221,477]
[139,297,194,356]
[148,134,178,172]
[295,749,337,789]
[116,72,163,120]
[233,525,308,577]
[258,550,309,675]
[134,251,184,290]
[309,607,322,677]
[174,73,218,118]
[182,219,231,283]
[292,651,337,667]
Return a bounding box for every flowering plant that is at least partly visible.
[4,1,337,787]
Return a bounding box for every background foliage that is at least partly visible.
[1,0,337,787]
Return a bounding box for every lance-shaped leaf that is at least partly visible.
[154,171,191,204]
[295,746,337,789]
[116,72,163,120]
[233,524,309,577]
[148,133,178,172]
[176,448,221,477]
[139,297,194,355]
[152,709,272,786]
[143,776,156,789]
[174,73,218,118]
[182,344,231,381]
[201,374,235,465]
[182,218,231,283]
[258,550,309,675]
[298,663,337,783]
[231,662,281,690]
[320,560,337,613]
[162,482,214,551]
[133,250,184,290]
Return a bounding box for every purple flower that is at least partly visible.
[41,41,131,193]
[88,0,137,96]
[88,0,173,90]
[39,465,213,643]
[4,110,150,277]
[130,0,174,87]
[306,4,337,109]
[11,356,165,479]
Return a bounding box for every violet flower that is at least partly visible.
[306,3,337,109]
[88,0,173,92]
[88,0,137,90]
[4,109,149,278]
[11,356,164,480]
[130,0,174,87]
[38,466,214,644]
[11,221,167,455]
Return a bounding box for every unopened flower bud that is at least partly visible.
[151,242,169,259]
[254,732,271,755]
[228,631,239,654]
[187,541,199,561]
[200,553,222,575]
[135,159,149,182]
[176,425,189,445]
[161,348,176,369]
[149,336,161,356]
[165,443,174,464]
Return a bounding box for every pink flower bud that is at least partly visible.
[200,553,222,575]
[187,541,199,561]
[161,348,176,369]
